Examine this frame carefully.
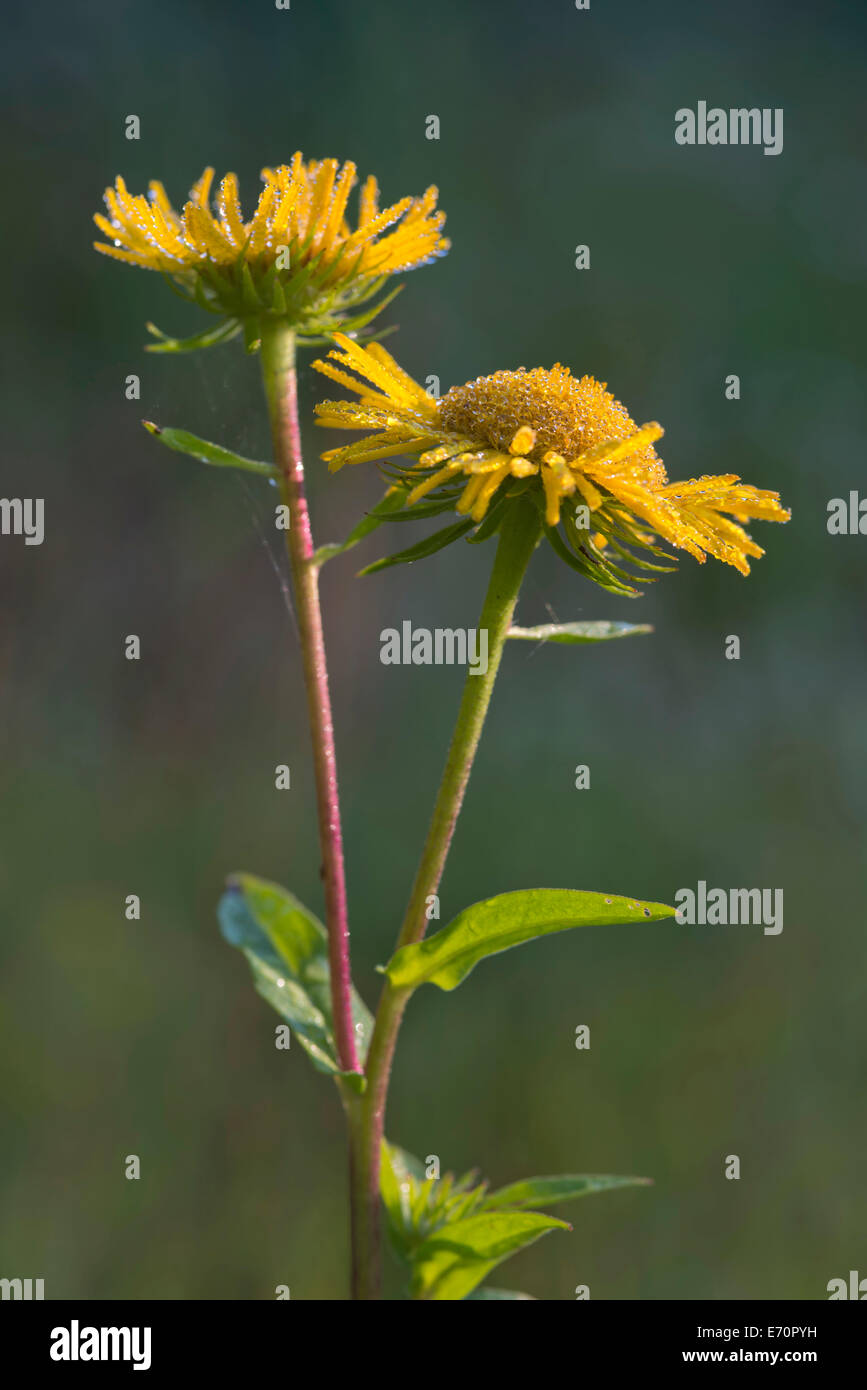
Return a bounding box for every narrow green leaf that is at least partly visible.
[484,1173,652,1210]
[143,423,279,479]
[144,319,242,353]
[508,621,654,645]
[218,873,370,1086]
[358,518,475,576]
[384,888,676,991]
[313,485,409,565]
[412,1211,569,1301]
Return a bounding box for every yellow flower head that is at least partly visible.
[93,156,449,343]
[313,335,790,592]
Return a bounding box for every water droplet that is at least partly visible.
[604,897,612,905]
[276,978,285,988]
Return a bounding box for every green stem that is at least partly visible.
[351,498,542,1299]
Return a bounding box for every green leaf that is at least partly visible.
[218,873,370,1088]
[411,1210,569,1301]
[144,319,242,353]
[465,1287,536,1300]
[313,485,409,565]
[484,1173,651,1210]
[383,888,676,991]
[143,423,279,479]
[358,518,475,575]
[508,621,654,645]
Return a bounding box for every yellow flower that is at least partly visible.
[93,156,449,340]
[313,336,790,591]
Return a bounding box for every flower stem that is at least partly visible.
[259,320,359,1079]
[350,497,542,1299]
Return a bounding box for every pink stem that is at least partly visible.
[259,321,359,1076]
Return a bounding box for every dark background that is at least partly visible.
[2,0,865,1300]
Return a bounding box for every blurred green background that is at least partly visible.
[2,0,866,1300]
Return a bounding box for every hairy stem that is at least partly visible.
[351,498,542,1299]
[259,320,359,1078]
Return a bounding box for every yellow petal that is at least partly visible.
[509,425,537,455]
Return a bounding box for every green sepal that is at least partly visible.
[383,888,676,992]
[242,317,262,354]
[376,498,458,523]
[157,272,197,306]
[142,422,279,479]
[313,484,411,565]
[192,272,223,315]
[270,277,288,316]
[358,518,475,575]
[464,493,511,545]
[144,319,242,354]
[240,262,263,315]
[330,281,403,331]
[603,532,677,575]
[545,523,641,597]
